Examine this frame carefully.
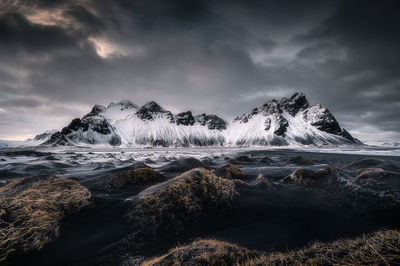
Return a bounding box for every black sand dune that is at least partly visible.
[0,148,400,265]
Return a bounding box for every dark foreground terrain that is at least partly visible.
[1,147,400,265]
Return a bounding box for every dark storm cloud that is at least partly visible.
[0,0,399,142]
[0,12,78,53]
[290,0,400,138]
[63,5,105,35]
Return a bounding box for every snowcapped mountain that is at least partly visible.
[29,93,361,147]
[41,100,227,147]
[225,93,361,146]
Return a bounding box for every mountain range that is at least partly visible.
[25,93,362,147]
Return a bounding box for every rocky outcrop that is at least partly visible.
[195,113,227,130]
[176,111,195,126]
[136,101,174,122]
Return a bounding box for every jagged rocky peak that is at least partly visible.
[234,97,289,136]
[303,104,341,135]
[234,98,283,123]
[136,101,174,121]
[228,92,361,145]
[260,99,283,115]
[140,101,166,112]
[83,104,106,119]
[176,111,195,126]
[32,130,57,141]
[281,92,310,116]
[195,113,227,130]
[108,100,138,110]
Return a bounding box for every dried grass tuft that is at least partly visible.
[0,177,91,262]
[105,168,163,189]
[121,169,238,253]
[141,229,400,266]
[141,239,258,266]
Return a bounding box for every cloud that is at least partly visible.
[0,0,399,142]
[0,12,78,53]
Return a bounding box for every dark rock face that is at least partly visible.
[303,106,341,135]
[235,100,282,124]
[43,131,71,146]
[82,104,106,119]
[110,135,122,146]
[274,116,289,136]
[176,111,195,126]
[340,129,362,143]
[81,117,112,134]
[281,92,310,116]
[60,116,113,136]
[195,114,227,130]
[260,99,282,116]
[136,101,174,122]
[61,118,82,135]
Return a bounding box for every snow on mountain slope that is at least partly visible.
[11,130,58,147]
[113,114,225,146]
[225,93,361,146]
[25,93,361,147]
[39,100,226,147]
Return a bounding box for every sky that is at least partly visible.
[0,0,399,143]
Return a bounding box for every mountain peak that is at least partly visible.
[140,101,166,112]
[260,99,282,115]
[176,111,195,126]
[136,101,171,121]
[108,100,138,110]
[83,104,106,119]
[281,92,310,116]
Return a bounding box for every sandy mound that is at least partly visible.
[287,156,315,165]
[260,156,275,164]
[141,239,259,266]
[344,158,385,170]
[159,158,205,173]
[105,168,164,189]
[229,155,255,164]
[119,169,238,254]
[282,167,343,187]
[251,229,400,265]
[0,177,91,263]
[214,164,245,180]
[141,229,400,265]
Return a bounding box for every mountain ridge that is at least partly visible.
[26,93,362,147]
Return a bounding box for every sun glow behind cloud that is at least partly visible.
[89,37,119,58]
[25,8,66,26]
